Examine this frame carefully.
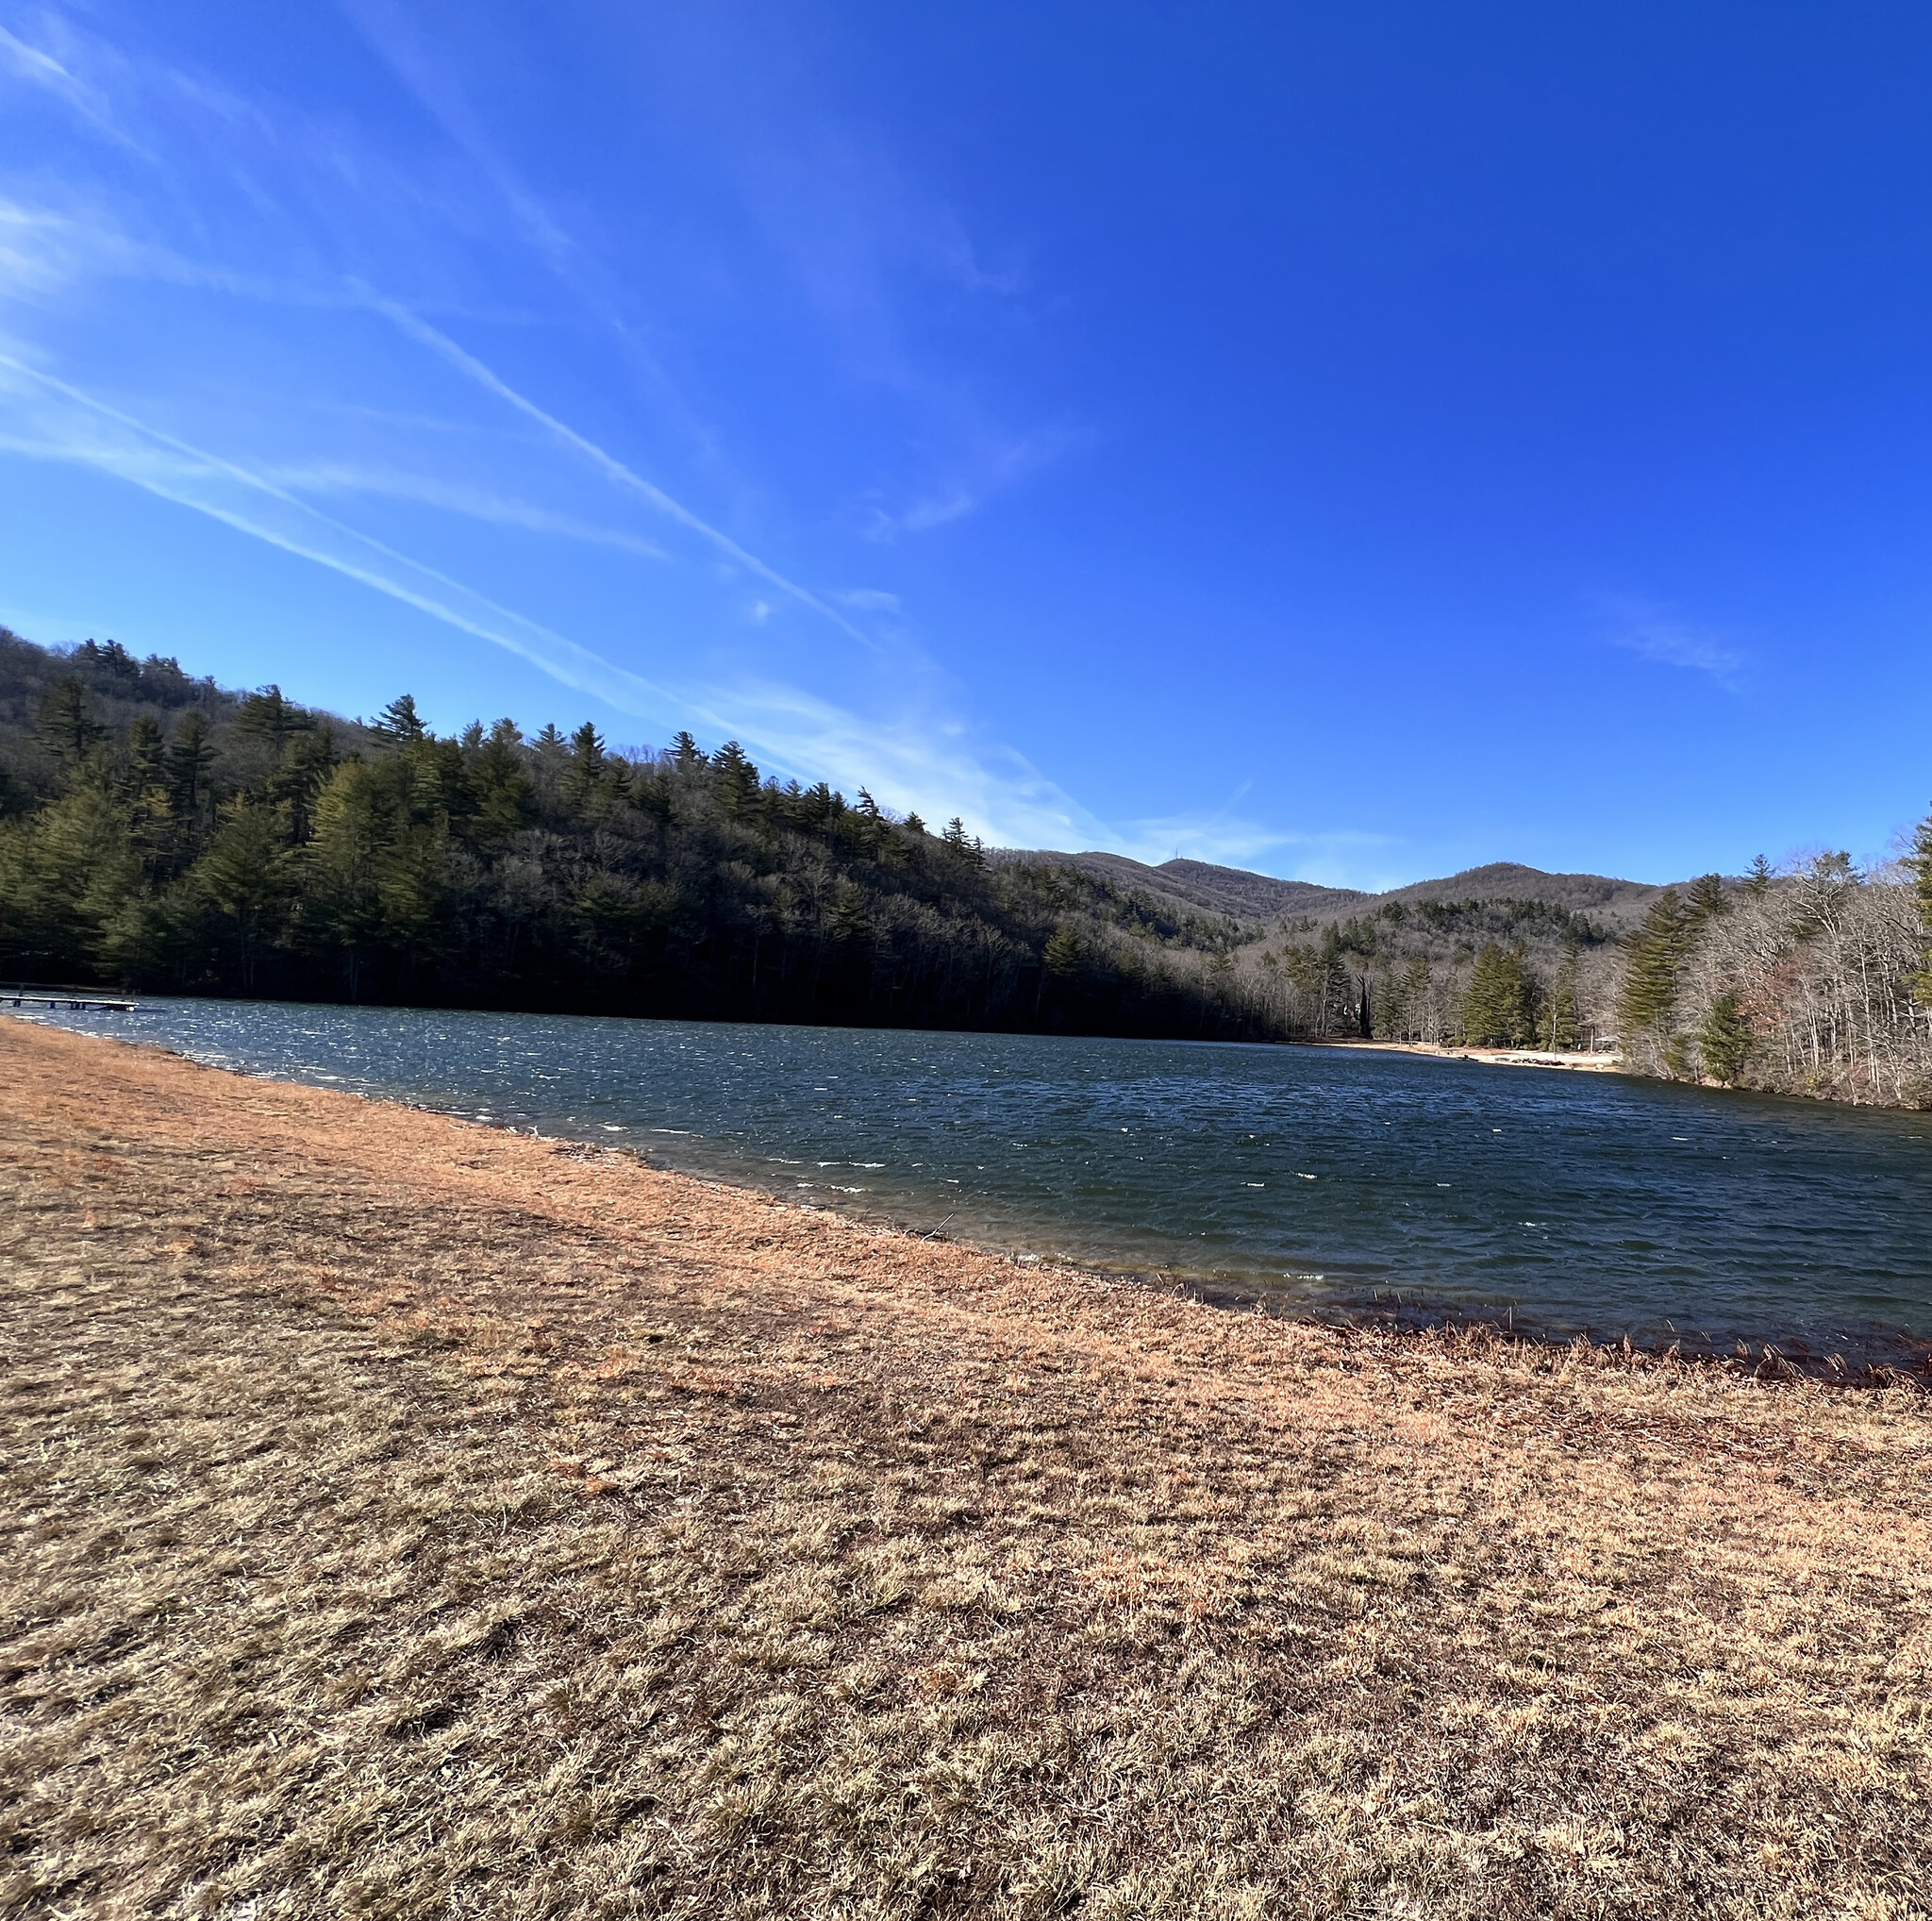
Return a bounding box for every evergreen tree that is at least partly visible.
[1688,872,1728,921]
[1907,805,1932,1004]
[827,879,870,943]
[236,685,309,749]
[1462,942,1533,1046]
[124,715,168,796]
[167,711,217,836]
[1619,888,1690,1061]
[302,761,388,996]
[571,721,607,777]
[195,798,296,991]
[566,721,609,808]
[1699,990,1752,1086]
[1403,955,1433,1042]
[0,780,142,975]
[73,639,142,687]
[472,720,537,843]
[37,677,104,767]
[1043,922,1082,978]
[374,693,428,743]
[264,727,341,844]
[1319,927,1352,1033]
[713,742,760,815]
[941,817,985,870]
[1745,854,1774,898]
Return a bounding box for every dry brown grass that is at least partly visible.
[2,1018,1929,1919]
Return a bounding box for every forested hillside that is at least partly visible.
[1012,825,1932,1103]
[1002,854,1659,1053]
[0,632,1274,1038]
[1617,856,1932,1106]
[4,630,1928,1099]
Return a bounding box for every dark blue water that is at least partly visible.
[18,998,1932,1361]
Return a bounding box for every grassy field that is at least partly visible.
[2,1017,1928,1919]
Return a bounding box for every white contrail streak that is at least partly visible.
[0,351,678,719]
[369,296,868,643]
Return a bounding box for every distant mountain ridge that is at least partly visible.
[992,850,1666,931]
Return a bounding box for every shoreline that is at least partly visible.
[11,1011,1925,1383]
[5,1019,1930,1914]
[1311,1036,1626,1072]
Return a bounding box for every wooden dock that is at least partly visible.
[2,991,139,1013]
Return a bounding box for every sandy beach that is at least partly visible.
[3,1017,1928,1918]
[1314,1038,1627,1073]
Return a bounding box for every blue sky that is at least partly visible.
[2,2,1929,887]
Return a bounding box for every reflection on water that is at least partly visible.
[21,999,1932,1361]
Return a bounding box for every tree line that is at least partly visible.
[5,632,1928,1101]
[1618,849,1932,1105]
[1226,897,1624,1053]
[0,634,1275,1041]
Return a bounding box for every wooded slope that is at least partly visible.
[4,629,1927,1096]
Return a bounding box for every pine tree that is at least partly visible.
[1907,805,1932,1004]
[74,639,142,686]
[374,693,428,743]
[0,780,142,977]
[1462,942,1533,1046]
[827,879,870,943]
[1699,990,1752,1086]
[1687,872,1728,921]
[1745,854,1774,898]
[37,677,104,766]
[264,728,341,844]
[1619,888,1690,1063]
[302,761,387,996]
[571,721,607,777]
[167,710,217,833]
[566,721,610,809]
[1043,923,1082,978]
[472,720,537,842]
[124,715,168,794]
[195,798,295,991]
[1403,955,1433,1042]
[236,685,309,749]
[713,742,760,815]
[941,817,985,870]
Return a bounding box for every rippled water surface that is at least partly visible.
[23,998,1932,1357]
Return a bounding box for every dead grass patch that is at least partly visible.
[1,1018,1928,1918]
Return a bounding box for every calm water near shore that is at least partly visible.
[23,997,1932,1360]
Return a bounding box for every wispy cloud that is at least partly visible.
[369,294,873,643]
[1597,593,1747,689]
[0,347,1109,848]
[0,351,680,718]
[256,459,671,559]
[2,8,1377,885]
[0,16,143,152]
[700,677,1109,850]
[336,0,578,275]
[862,428,1079,542]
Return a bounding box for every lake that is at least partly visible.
[20,997,1932,1363]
